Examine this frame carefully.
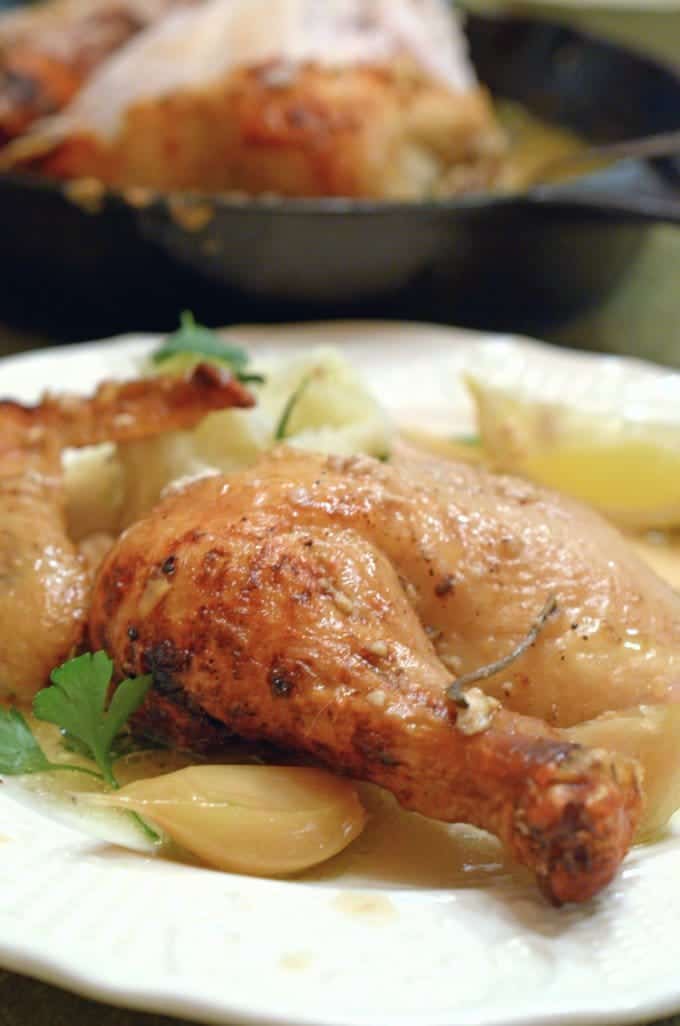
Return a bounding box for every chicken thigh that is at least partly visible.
[88,447,680,902]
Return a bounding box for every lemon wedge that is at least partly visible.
[467,374,680,530]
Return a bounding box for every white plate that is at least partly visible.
[2,321,680,1026]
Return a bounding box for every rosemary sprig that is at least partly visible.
[448,595,559,707]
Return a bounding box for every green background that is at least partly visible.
[2,7,680,1025]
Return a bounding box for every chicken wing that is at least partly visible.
[89,447,679,902]
[0,365,253,704]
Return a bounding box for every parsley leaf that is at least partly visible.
[152,311,264,383]
[0,709,51,776]
[0,708,103,780]
[33,652,152,789]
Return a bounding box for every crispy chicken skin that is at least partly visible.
[35,63,502,198]
[87,447,673,902]
[0,366,253,703]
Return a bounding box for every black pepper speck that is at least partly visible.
[435,575,456,598]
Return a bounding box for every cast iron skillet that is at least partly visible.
[0,10,679,341]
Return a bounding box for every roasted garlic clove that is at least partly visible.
[86,764,367,875]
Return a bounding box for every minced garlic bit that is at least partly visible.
[137,576,172,618]
[366,690,387,708]
[333,590,355,616]
[365,640,389,659]
[319,577,355,616]
[455,688,501,736]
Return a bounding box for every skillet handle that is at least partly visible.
[527,185,680,225]
[525,160,680,225]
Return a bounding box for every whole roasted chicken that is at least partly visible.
[3,0,503,199]
[88,446,680,904]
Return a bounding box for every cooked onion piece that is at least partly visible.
[82,765,367,875]
[566,705,680,842]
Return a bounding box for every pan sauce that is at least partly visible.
[496,101,587,191]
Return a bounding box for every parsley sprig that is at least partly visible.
[0,652,152,790]
[153,311,265,385]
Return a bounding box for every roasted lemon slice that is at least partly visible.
[467,374,680,530]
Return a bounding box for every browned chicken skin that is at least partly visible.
[34,65,501,199]
[87,447,671,903]
[0,365,253,702]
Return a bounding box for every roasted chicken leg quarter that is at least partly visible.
[87,447,680,903]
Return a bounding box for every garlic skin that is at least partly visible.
[83,764,367,875]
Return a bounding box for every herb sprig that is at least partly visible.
[274,372,315,441]
[448,595,559,706]
[0,652,152,790]
[0,708,103,780]
[153,311,265,385]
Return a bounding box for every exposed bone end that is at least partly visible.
[511,744,643,905]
